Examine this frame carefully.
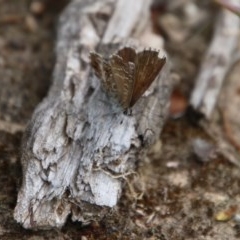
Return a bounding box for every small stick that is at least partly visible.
[222,108,240,152]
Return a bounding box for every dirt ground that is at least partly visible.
[1,0,240,239]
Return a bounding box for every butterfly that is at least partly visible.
[90,46,166,110]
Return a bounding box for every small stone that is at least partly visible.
[215,205,237,222]
[30,1,45,16]
[25,14,38,32]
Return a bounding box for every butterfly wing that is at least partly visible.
[109,54,135,109]
[90,48,164,109]
[90,52,114,93]
[116,47,136,63]
[130,50,166,107]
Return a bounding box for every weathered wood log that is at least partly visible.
[14,0,172,229]
[190,0,240,118]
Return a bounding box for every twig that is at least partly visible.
[200,121,240,167]
[222,108,240,152]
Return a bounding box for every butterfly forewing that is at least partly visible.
[110,54,135,109]
[130,50,166,107]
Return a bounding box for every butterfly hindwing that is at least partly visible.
[116,47,136,63]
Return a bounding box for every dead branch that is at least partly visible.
[190,2,240,118]
[14,0,172,229]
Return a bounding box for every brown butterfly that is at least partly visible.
[90,47,166,110]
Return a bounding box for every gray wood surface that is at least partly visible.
[14,0,172,229]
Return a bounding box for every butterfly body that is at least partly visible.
[90,47,166,110]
